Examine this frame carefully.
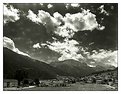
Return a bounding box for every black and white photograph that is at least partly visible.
[3,3,118,91]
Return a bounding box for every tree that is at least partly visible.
[15,68,28,87]
[34,78,40,87]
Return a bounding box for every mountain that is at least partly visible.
[3,48,66,80]
[50,59,95,77]
[50,59,116,77]
[4,47,116,80]
[91,67,118,76]
[84,59,116,71]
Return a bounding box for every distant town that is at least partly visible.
[4,68,118,91]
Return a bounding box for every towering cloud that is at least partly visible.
[3,4,20,24]
[3,37,30,57]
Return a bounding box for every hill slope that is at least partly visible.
[3,48,66,80]
[50,59,115,77]
[50,59,95,77]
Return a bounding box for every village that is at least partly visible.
[3,69,118,91]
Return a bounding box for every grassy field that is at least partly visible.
[22,82,117,91]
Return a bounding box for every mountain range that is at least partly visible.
[50,59,115,77]
[3,47,116,80]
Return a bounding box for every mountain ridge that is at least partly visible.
[50,59,116,77]
[3,47,67,79]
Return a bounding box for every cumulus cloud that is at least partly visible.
[63,10,98,31]
[98,5,109,16]
[39,3,44,6]
[55,26,75,38]
[47,4,53,9]
[70,3,80,8]
[3,4,20,24]
[87,49,117,67]
[27,10,61,33]
[65,4,70,9]
[27,10,38,23]
[40,38,117,67]
[27,9,105,38]
[98,25,105,30]
[33,43,41,49]
[41,39,84,61]
[27,9,111,64]
[3,36,30,57]
[54,9,104,38]
[65,3,80,9]
[38,10,61,27]
[53,12,64,24]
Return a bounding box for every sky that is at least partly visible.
[3,3,118,67]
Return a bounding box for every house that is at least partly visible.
[52,80,66,87]
[39,80,52,87]
[4,79,18,88]
[96,77,103,84]
[96,79,102,84]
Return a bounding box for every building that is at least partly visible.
[96,79,102,84]
[4,79,18,88]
